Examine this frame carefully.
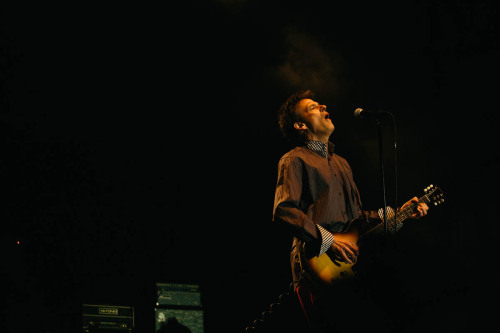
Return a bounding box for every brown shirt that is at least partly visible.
[273,141,377,254]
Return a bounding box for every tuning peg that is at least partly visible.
[433,199,445,206]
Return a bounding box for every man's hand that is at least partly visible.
[330,233,359,264]
[401,197,429,219]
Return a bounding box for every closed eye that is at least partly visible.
[308,103,318,111]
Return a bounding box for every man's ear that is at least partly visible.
[294,122,307,130]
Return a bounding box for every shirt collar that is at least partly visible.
[305,140,329,158]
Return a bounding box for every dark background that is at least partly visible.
[1,1,499,332]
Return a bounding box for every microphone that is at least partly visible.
[354,108,391,119]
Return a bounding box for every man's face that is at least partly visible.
[295,98,334,141]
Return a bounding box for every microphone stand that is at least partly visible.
[355,108,398,240]
[376,118,389,240]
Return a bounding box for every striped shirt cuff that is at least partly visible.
[377,206,403,233]
[378,206,395,220]
[317,225,335,256]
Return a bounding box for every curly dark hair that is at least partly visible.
[278,89,315,146]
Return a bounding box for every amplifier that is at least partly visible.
[155,283,204,333]
[82,304,134,332]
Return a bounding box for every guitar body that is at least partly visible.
[307,252,356,283]
[306,225,359,285]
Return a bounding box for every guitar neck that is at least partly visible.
[394,194,432,224]
[366,193,432,235]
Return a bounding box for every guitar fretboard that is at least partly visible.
[365,193,433,236]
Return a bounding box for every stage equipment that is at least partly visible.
[155,282,204,333]
[82,304,134,332]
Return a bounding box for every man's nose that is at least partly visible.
[320,105,327,112]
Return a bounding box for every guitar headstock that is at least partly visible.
[424,184,445,206]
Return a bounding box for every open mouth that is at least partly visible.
[324,113,330,120]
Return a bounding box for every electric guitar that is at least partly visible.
[306,184,445,285]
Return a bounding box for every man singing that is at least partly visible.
[273,90,429,332]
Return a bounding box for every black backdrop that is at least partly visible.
[1,1,499,332]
